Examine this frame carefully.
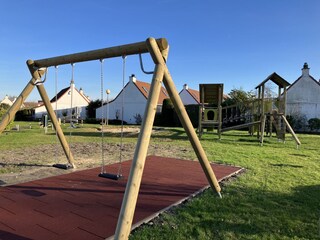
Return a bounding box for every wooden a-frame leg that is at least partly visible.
[0,78,37,133]
[114,63,165,240]
[27,60,75,168]
[36,84,76,168]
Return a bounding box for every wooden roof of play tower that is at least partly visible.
[255,72,290,89]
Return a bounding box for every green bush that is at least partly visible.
[0,103,10,119]
[159,99,199,127]
[185,104,199,128]
[161,98,175,126]
[86,99,102,119]
[308,118,320,131]
[286,114,307,131]
[15,108,35,121]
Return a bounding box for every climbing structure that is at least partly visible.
[255,72,301,146]
[197,72,301,147]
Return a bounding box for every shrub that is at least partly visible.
[286,114,308,131]
[308,118,320,131]
[161,98,175,126]
[185,104,199,128]
[15,108,35,121]
[133,113,142,125]
[86,99,102,119]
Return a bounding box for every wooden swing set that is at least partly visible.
[0,37,221,239]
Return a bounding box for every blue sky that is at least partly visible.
[1,0,320,101]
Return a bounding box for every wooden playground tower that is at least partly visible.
[198,73,301,147]
[0,38,221,239]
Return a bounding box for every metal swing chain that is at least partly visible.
[118,55,127,176]
[100,59,106,174]
[54,66,59,163]
[69,63,75,159]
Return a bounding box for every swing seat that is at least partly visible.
[98,172,122,180]
[52,163,73,170]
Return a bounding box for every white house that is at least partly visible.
[286,63,320,120]
[0,95,16,106]
[179,84,200,105]
[34,80,90,119]
[96,74,169,124]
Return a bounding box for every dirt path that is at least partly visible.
[0,141,194,186]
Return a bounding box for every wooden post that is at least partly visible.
[27,60,76,168]
[152,48,222,196]
[280,115,301,146]
[0,78,37,133]
[114,63,165,240]
[260,114,266,146]
[217,84,223,139]
[257,87,261,139]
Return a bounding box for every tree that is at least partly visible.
[0,103,10,119]
[0,103,14,130]
[161,98,175,126]
[86,99,102,119]
[223,88,255,113]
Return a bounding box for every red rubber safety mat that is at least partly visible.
[0,156,242,240]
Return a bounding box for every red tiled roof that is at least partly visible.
[186,88,200,104]
[179,87,228,105]
[134,80,169,104]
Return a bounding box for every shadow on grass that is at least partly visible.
[0,162,53,168]
[270,163,303,168]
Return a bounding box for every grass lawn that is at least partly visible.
[0,121,319,239]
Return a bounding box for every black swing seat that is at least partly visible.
[52,163,73,170]
[98,172,122,180]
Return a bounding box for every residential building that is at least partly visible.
[0,95,16,106]
[286,63,320,120]
[179,84,200,105]
[34,80,90,119]
[96,74,169,124]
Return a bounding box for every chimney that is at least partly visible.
[302,62,310,76]
[130,74,137,83]
[70,79,75,89]
[79,87,84,95]
[183,84,189,90]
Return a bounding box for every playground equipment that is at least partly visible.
[198,73,301,147]
[0,37,221,239]
[198,84,223,138]
[256,72,301,146]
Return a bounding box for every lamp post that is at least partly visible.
[106,89,110,126]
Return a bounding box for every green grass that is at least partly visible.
[132,131,320,239]
[0,122,319,239]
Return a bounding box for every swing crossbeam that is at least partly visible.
[32,38,168,68]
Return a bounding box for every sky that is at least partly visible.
[1,0,320,102]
